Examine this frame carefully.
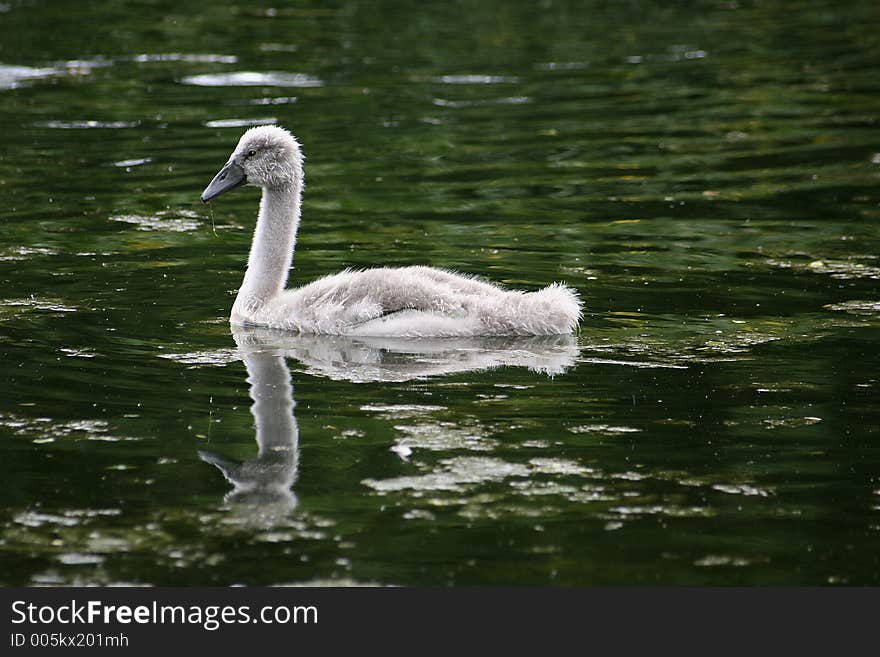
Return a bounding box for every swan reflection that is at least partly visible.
[199,327,578,520]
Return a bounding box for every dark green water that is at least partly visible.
[1,0,879,585]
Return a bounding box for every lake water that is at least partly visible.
[1,0,879,585]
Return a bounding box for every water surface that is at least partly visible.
[1,0,879,585]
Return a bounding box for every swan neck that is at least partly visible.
[236,182,302,311]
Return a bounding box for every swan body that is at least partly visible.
[201,125,582,337]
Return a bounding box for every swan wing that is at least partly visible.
[259,267,579,337]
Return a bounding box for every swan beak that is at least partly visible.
[201,161,246,203]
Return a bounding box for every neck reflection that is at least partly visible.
[199,331,299,519]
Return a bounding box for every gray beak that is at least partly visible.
[201,161,246,203]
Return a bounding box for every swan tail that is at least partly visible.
[525,282,582,335]
[475,283,582,336]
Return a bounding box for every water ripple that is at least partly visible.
[111,213,201,232]
[35,120,139,129]
[130,53,238,64]
[181,71,323,87]
[0,64,60,89]
[430,74,519,84]
[205,117,278,128]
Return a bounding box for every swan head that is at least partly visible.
[201,125,303,203]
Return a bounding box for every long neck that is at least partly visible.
[235,181,302,311]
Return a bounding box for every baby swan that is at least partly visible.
[201,125,582,337]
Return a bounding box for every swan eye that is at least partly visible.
[247,149,257,158]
